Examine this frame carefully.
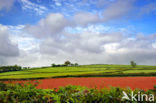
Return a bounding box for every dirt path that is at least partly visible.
[35,77,156,90]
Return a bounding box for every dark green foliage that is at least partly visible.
[51,63,56,67]
[0,82,155,103]
[0,65,22,73]
[51,63,66,67]
[74,63,79,66]
[0,82,60,103]
[23,67,30,70]
[64,60,71,66]
[130,61,137,68]
[51,61,79,67]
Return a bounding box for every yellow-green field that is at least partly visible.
[0,64,156,80]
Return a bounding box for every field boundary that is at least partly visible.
[1,73,156,81]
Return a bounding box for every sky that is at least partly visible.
[0,0,156,67]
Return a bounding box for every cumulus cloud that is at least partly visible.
[75,31,123,53]
[0,0,14,11]
[21,11,156,66]
[0,24,19,57]
[25,13,68,38]
[3,24,156,66]
[39,31,123,55]
[37,30,156,66]
[0,24,19,65]
[73,12,100,26]
[7,49,42,67]
[0,0,156,67]
[25,12,101,38]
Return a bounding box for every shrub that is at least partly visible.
[0,82,155,103]
[0,82,60,103]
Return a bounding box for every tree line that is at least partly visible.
[0,65,22,73]
[51,60,79,67]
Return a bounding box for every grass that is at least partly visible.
[0,64,156,80]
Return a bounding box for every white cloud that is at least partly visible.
[0,24,19,65]
[0,24,19,57]
[36,29,156,66]
[25,13,68,38]
[16,12,156,66]
[24,12,101,38]
[3,24,156,66]
[0,24,40,67]
[65,25,112,34]
[20,0,47,15]
[7,25,39,51]
[1,0,156,67]
[0,0,14,11]
[152,43,156,49]
[73,12,100,26]
[39,31,123,55]
[7,50,41,67]
[0,4,155,67]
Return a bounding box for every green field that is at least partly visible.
[0,64,156,80]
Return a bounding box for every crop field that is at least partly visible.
[6,77,156,90]
[0,64,156,80]
[1,65,156,102]
[1,82,155,103]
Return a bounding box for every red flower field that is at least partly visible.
[6,77,156,90]
[36,77,156,90]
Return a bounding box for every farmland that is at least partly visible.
[7,77,155,90]
[0,82,155,103]
[0,64,156,80]
[1,64,156,102]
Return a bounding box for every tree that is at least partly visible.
[74,63,79,66]
[71,63,75,66]
[51,63,56,67]
[0,65,22,73]
[130,61,136,68]
[64,60,71,66]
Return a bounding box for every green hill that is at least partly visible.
[0,64,156,80]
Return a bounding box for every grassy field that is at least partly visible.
[0,64,156,80]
